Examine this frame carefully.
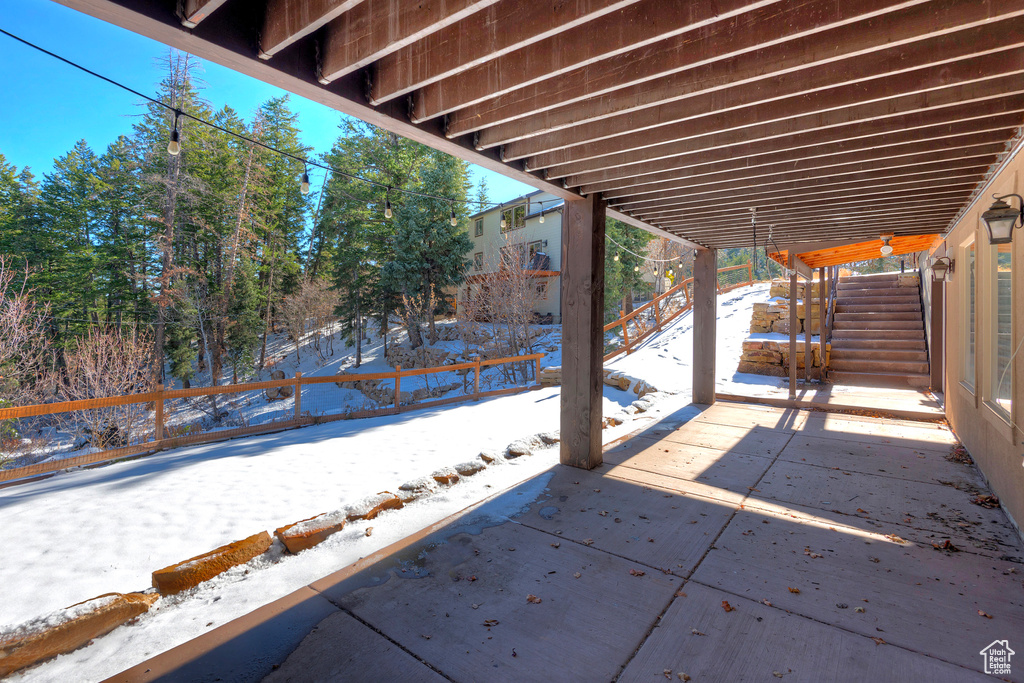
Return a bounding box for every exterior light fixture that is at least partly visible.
[613,253,619,262]
[499,203,506,229]
[634,265,640,272]
[450,203,457,227]
[980,194,1023,244]
[539,210,545,224]
[167,110,181,156]
[930,256,954,282]
[384,188,393,219]
[300,168,310,195]
[879,233,894,256]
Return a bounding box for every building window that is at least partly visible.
[963,240,976,390]
[535,281,548,300]
[474,219,483,237]
[474,252,483,271]
[990,243,1013,415]
[501,205,526,232]
[500,243,528,269]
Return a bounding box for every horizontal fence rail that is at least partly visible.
[603,264,754,361]
[0,352,545,484]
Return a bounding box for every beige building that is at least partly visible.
[461,190,564,323]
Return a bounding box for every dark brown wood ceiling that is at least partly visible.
[61,0,1024,249]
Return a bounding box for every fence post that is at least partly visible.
[394,366,402,411]
[683,280,692,308]
[748,263,753,284]
[154,383,164,442]
[654,298,662,328]
[473,357,481,399]
[622,321,631,354]
[534,355,541,383]
[294,371,302,420]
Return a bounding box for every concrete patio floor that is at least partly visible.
[111,401,1024,683]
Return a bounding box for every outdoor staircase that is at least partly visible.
[828,272,930,388]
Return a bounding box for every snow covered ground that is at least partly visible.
[3,282,778,682]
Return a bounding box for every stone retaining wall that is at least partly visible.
[738,339,829,381]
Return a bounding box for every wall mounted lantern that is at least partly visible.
[930,256,954,282]
[980,194,1023,245]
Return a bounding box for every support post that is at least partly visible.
[473,356,481,398]
[789,255,798,399]
[693,247,717,405]
[818,267,826,381]
[804,275,812,384]
[154,383,164,442]
[560,193,606,469]
[294,371,302,419]
[394,366,402,411]
[930,278,945,391]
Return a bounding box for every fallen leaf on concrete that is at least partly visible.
[678,674,691,681]
[871,637,886,645]
[583,539,594,546]
[551,542,560,548]
[467,575,478,582]
[856,508,868,514]
[773,673,784,679]
[574,572,581,579]
[663,670,672,679]
[471,604,480,609]
[675,591,687,598]
[365,527,373,537]
[630,569,646,577]
[762,599,773,607]
[788,587,801,594]
[978,610,993,619]
[869,557,880,563]
[884,534,908,544]
[855,607,865,613]
[722,600,735,612]
[527,594,542,604]
[598,510,609,517]
[691,629,706,636]
[931,539,960,552]
[483,619,499,627]
[972,494,1000,509]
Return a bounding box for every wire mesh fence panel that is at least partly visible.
[717,265,753,292]
[161,384,295,443]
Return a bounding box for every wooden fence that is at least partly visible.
[0,353,544,484]
[604,263,753,361]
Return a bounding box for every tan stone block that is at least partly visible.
[430,467,461,486]
[275,514,347,555]
[152,532,272,595]
[0,593,158,677]
[742,341,764,350]
[737,361,788,377]
[347,492,405,520]
[455,460,486,476]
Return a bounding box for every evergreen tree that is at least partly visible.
[225,257,262,382]
[604,219,653,320]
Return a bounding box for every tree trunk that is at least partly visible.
[258,261,275,370]
[354,273,362,368]
[622,291,634,315]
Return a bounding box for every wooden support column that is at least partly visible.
[560,193,606,470]
[804,274,812,384]
[930,277,945,392]
[818,267,826,381]
[789,255,798,399]
[693,247,717,405]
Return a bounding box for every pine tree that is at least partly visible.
[226,257,262,382]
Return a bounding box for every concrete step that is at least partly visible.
[837,286,919,297]
[829,370,931,389]
[831,329,925,340]
[833,319,923,330]
[831,358,929,374]
[839,273,899,283]
[838,278,902,289]
[835,303,921,313]
[829,348,928,362]
[833,296,920,306]
[829,338,926,351]
[834,312,922,322]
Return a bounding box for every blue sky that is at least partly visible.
[0,0,534,202]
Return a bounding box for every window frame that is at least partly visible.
[474,218,483,237]
[960,236,977,395]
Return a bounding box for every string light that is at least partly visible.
[450,203,457,227]
[634,265,640,272]
[499,204,507,229]
[614,253,620,262]
[539,209,545,224]
[384,189,393,219]
[167,110,181,156]
[299,167,310,195]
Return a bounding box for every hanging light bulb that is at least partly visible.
[499,203,507,229]
[167,110,181,156]
[634,265,640,272]
[300,168,310,195]
[614,253,620,262]
[450,203,457,227]
[539,210,545,224]
[668,268,673,275]
[384,188,393,219]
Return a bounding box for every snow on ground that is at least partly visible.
[3,283,777,682]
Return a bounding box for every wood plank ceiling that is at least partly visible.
[61,0,1024,249]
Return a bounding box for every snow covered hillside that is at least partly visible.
[3,282,774,682]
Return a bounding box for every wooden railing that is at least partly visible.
[604,263,754,361]
[0,353,544,484]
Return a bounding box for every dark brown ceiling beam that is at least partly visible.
[657,199,968,232]
[609,153,999,209]
[317,0,502,83]
[368,0,643,104]
[507,49,1024,162]
[405,0,783,119]
[478,14,1024,149]
[179,0,230,28]
[585,132,1010,197]
[527,72,1024,172]
[611,163,991,213]
[636,187,974,225]
[545,95,1024,180]
[567,113,1024,189]
[259,0,365,59]
[443,0,939,136]
[622,177,985,229]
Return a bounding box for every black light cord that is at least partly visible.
[0,27,565,213]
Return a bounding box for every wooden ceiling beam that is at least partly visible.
[367,0,644,104]
[544,95,1024,180]
[618,170,987,220]
[180,0,230,28]
[585,132,1010,197]
[478,14,1024,149]
[694,226,951,250]
[677,218,955,247]
[609,155,999,210]
[636,187,975,224]
[401,0,781,119]
[443,0,939,136]
[318,0,502,83]
[566,114,1024,189]
[259,0,365,59]
[509,50,1024,163]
